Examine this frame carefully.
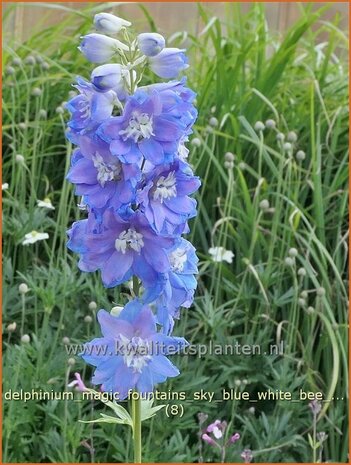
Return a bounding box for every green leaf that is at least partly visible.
[140,398,165,421]
[79,413,130,426]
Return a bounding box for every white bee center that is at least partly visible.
[119,334,152,373]
[169,247,187,272]
[115,228,144,254]
[153,171,177,203]
[119,112,154,142]
[92,152,122,187]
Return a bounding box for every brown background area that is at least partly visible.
[2,2,349,44]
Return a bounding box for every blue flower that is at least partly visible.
[99,88,196,166]
[94,13,131,35]
[91,64,131,100]
[65,77,116,138]
[66,135,139,214]
[67,208,176,292]
[137,33,165,57]
[137,160,200,235]
[149,48,189,78]
[79,33,128,63]
[154,238,198,333]
[82,301,187,398]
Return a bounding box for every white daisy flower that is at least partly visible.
[37,197,55,210]
[209,246,234,264]
[22,230,49,245]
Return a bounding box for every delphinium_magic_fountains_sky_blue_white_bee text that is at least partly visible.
[65,12,200,404]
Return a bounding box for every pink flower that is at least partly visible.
[207,419,227,439]
[202,433,216,446]
[230,433,240,443]
[67,372,88,392]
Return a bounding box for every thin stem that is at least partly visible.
[312,412,317,463]
[132,395,142,463]
[132,276,142,463]
[20,293,26,336]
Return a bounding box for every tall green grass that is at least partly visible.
[2,3,348,463]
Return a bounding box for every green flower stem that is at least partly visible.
[132,276,142,463]
[132,395,142,463]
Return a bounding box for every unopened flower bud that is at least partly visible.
[309,399,321,416]
[89,301,97,311]
[306,306,315,314]
[265,119,276,129]
[94,13,131,34]
[12,57,22,66]
[84,315,93,324]
[62,336,70,345]
[209,117,218,127]
[19,283,29,294]
[288,247,298,257]
[283,142,292,151]
[259,199,270,211]
[18,122,27,130]
[21,334,31,343]
[202,433,216,446]
[316,287,326,297]
[197,412,208,425]
[298,298,306,307]
[16,154,25,164]
[297,267,306,277]
[276,132,285,141]
[79,33,128,63]
[68,357,76,366]
[300,291,308,299]
[25,55,36,66]
[91,63,128,91]
[32,87,42,97]
[137,32,165,57]
[41,62,49,70]
[287,131,298,142]
[6,66,15,75]
[254,121,265,132]
[285,257,295,266]
[7,322,17,332]
[224,152,235,162]
[224,160,234,170]
[230,433,240,443]
[38,109,47,118]
[56,106,64,114]
[191,138,201,147]
[296,150,306,161]
[234,379,241,387]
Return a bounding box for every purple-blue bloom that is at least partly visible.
[149,48,189,79]
[66,15,200,403]
[91,64,131,100]
[99,87,196,166]
[82,301,187,398]
[79,33,128,63]
[66,135,139,214]
[67,208,176,291]
[154,238,198,333]
[137,32,165,57]
[65,77,116,139]
[137,160,200,235]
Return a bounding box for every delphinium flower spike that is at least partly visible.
[65,12,200,463]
